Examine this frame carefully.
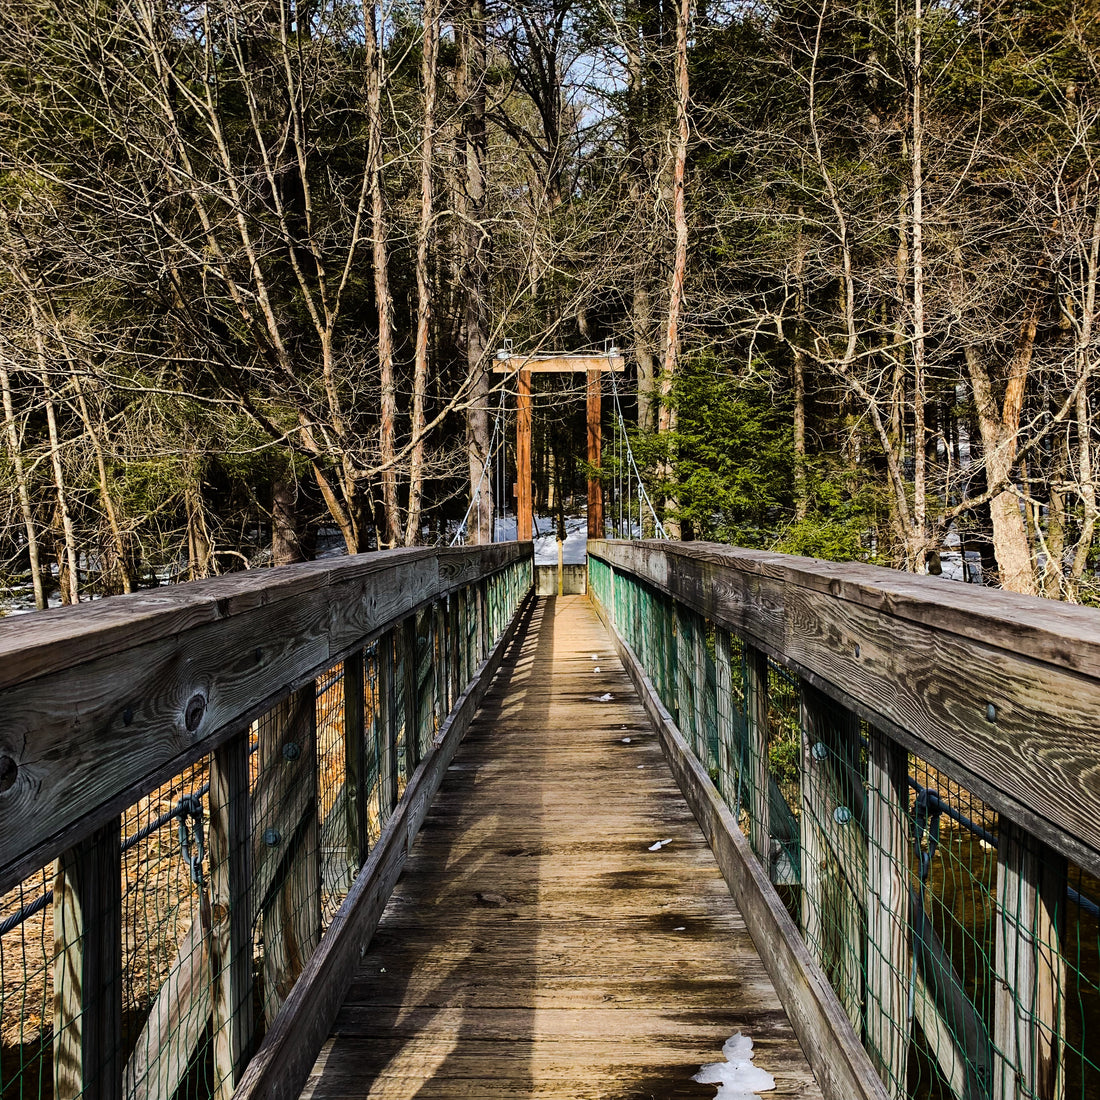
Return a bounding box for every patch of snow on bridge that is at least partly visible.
[693,1032,776,1099]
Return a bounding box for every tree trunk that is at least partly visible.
[0,349,45,609]
[29,311,79,605]
[965,345,1038,595]
[459,0,493,544]
[272,477,305,566]
[657,0,690,539]
[405,0,439,548]
[366,0,400,549]
[910,1,927,571]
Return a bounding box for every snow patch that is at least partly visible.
[596,693,613,702]
[593,667,601,673]
[648,838,673,851]
[621,737,632,743]
[692,1033,776,1099]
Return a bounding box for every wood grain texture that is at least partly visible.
[865,731,910,1100]
[53,820,123,1100]
[209,730,255,1100]
[592,593,886,1100]
[229,588,536,1100]
[0,544,530,895]
[588,540,1100,879]
[491,354,626,373]
[297,596,821,1100]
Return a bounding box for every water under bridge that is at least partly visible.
[1,540,1096,1100]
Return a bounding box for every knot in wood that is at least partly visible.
[0,755,17,794]
[184,693,207,732]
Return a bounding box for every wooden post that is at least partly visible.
[586,367,603,538]
[449,593,461,705]
[799,684,830,971]
[209,731,255,1098]
[53,820,123,1100]
[866,728,911,1100]
[994,821,1066,1100]
[416,607,434,759]
[693,612,708,765]
[260,685,321,1025]
[715,629,735,804]
[403,616,421,769]
[343,652,368,868]
[517,368,532,541]
[379,633,397,815]
[433,601,447,727]
[744,645,771,863]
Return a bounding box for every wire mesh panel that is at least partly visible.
[589,553,1100,1100]
[121,761,216,1100]
[0,546,532,1100]
[1,865,60,1100]
[315,664,351,926]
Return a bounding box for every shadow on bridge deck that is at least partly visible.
[299,596,821,1100]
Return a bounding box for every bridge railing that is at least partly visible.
[589,539,1100,1100]
[0,543,532,1100]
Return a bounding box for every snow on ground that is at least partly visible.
[532,513,588,564]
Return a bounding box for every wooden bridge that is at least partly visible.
[1,540,1098,1100]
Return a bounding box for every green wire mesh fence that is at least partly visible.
[0,550,532,1100]
[590,553,1100,1100]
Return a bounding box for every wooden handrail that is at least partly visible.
[0,543,531,895]
[588,538,1100,880]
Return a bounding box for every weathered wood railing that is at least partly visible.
[0,543,532,1100]
[589,539,1100,1100]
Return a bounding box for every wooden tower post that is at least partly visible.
[586,369,603,539]
[516,369,532,540]
[493,350,624,544]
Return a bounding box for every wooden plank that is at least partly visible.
[587,540,1100,879]
[592,594,885,1100]
[53,820,122,1100]
[209,730,255,1098]
[865,729,910,1099]
[0,544,531,894]
[800,685,827,974]
[715,629,736,804]
[402,617,421,770]
[491,353,625,373]
[230,589,537,1100]
[343,653,368,870]
[261,685,322,1024]
[745,645,771,864]
[379,635,397,818]
[993,821,1066,1100]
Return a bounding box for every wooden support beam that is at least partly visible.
[866,728,911,1100]
[587,368,603,539]
[744,645,771,864]
[209,731,255,1098]
[343,653,368,870]
[402,616,421,770]
[994,821,1066,1100]
[379,635,397,816]
[260,685,321,1026]
[492,353,625,373]
[715,629,736,804]
[516,369,532,541]
[53,820,122,1100]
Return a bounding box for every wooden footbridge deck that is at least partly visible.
[4,539,1100,1100]
[301,596,817,1099]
